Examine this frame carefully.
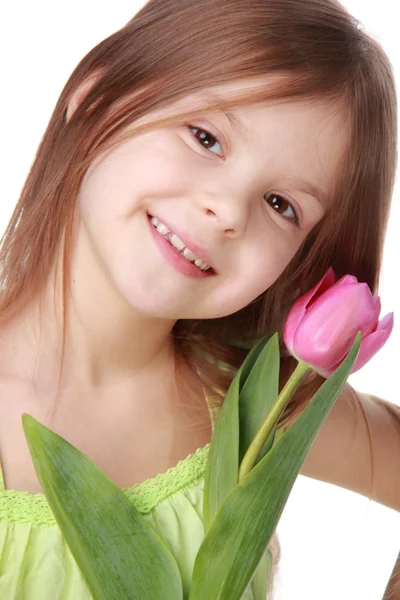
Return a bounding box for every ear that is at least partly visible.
[66,73,101,122]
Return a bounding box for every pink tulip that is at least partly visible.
[283,267,394,377]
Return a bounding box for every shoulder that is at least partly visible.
[300,383,400,510]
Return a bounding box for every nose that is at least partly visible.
[196,187,250,239]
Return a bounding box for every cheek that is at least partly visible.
[79,134,196,218]
[247,229,301,286]
[213,238,300,317]
[238,259,288,302]
[78,157,131,223]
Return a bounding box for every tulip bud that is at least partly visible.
[283,268,394,377]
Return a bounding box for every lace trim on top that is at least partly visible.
[0,443,210,525]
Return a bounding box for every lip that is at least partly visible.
[147,214,216,279]
[147,212,215,270]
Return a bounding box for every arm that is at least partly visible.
[297,383,400,511]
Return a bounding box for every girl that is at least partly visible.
[0,0,398,598]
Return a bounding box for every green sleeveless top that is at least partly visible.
[0,404,263,599]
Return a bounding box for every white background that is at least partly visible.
[0,2,399,599]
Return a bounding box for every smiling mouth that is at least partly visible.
[147,213,216,274]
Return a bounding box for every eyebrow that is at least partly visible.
[224,110,249,138]
[286,177,328,211]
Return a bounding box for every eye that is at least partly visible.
[187,125,223,156]
[187,126,300,227]
[264,193,300,227]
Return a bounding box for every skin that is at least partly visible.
[0,79,349,393]
[78,93,343,319]
[1,80,399,512]
[65,80,347,378]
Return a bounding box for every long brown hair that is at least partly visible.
[1,0,395,411]
[0,0,397,592]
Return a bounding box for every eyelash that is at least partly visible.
[187,124,300,227]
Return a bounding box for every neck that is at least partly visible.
[0,253,179,401]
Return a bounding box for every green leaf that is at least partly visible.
[203,335,272,532]
[203,369,240,533]
[249,547,274,600]
[272,425,285,446]
[238,334,280,464]
[190,334,361,599]
[237,335,273,387]
[22,415,183,600]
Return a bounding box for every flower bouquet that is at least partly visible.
[22,268,393,599]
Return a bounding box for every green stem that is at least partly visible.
[238,360,310,482]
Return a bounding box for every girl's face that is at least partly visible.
[76,80,348,320]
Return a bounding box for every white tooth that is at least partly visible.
[170,234,186,251]
[150,216,159,227]
[156,222,169,235]
[194,258,211,271]
[183,247,198,262]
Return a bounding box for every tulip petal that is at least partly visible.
[283,268,336,350]
[327,274,359,291]
[306,267,337,307]
[360,296,382,337]
[372,295,381,317]
[310,283,378,332]
[352,312,394,373]
[377,311,395,333]
[328,279,381,322]
[293,284,379,370]
[314,364,338,378]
